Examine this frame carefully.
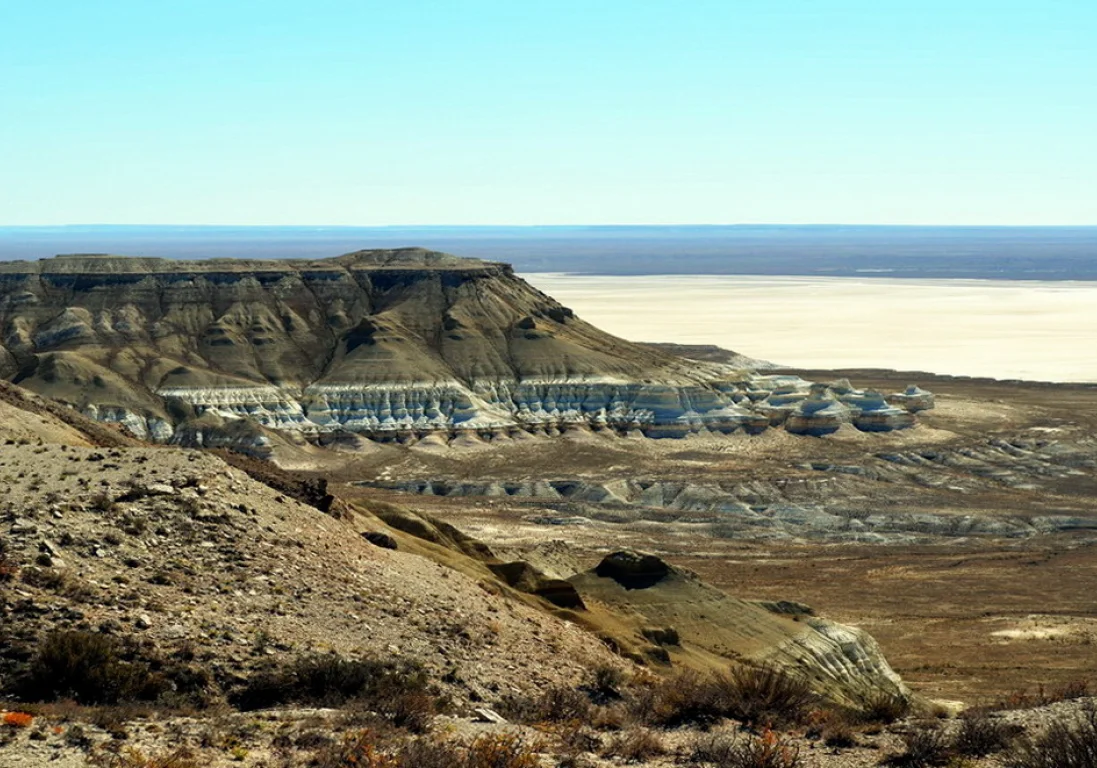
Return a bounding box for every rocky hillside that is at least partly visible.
[0,250,929,447]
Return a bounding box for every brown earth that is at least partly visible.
[321,371,1097,705]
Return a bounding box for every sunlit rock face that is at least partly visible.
[891,384,936,413]
[0,250,931,443]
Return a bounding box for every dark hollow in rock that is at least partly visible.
[594,551,671,590]
[361,531,397,550]
[641,626,681,646]
[487,561,586,609]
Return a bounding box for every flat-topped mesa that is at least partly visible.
[0,249,932,446]
[0,248,502,274]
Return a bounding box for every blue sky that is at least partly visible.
[1,1,1094,225]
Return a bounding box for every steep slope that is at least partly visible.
[0,445,622,708]
[569,552,907,707]
[0,250,929,446]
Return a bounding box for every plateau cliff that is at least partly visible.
[0,249,930,446]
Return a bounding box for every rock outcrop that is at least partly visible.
[0,250,931,444]
[571,551,909,705]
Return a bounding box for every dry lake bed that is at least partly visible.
[527,274,1097,383]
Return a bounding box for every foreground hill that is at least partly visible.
[0,250,927,448]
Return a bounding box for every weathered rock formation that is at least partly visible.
[571,551,909,705]
[0,250,931,445]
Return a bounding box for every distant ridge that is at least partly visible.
[2,225,1096,279]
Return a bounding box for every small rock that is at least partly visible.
[473,708,508,724]
[164,624,188,639]
[147,484,176,496]
[135,614,152,630]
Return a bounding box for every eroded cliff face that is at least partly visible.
[0,249,930,445]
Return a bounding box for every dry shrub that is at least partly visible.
[629,669,726,727]
[497,685,591,725]
[993,681,1091,711]
[804,707,864,750]
[88,747,200,768]
[589,703,627,731]
[554,721,601,757]
[691,728,742,763]
[631,665,814,729]
[1006,704,1097,768]
[885,721,951,768]
[15,632,164,705]
[601,727,664,762]
[691,727,802,768]
[463,733,541,768]
[231,652,433,720]
[20,567,96,601]
[393,738,463,768]
[584,664,625,704]
[9,631,211,709]
[853,689,911,724]
[313,730,397,768]
[953,710,1020,757]
[719,665,816,728]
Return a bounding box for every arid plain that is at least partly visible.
[526,274,1097,382]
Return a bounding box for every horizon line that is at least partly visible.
[4,222,1097,230]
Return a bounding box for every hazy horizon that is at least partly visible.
[3,224,1095,280]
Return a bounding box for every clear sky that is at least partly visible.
[2,1,1094,226]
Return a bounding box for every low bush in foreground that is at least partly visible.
[1006,704,1097,768]
[852,689,912,724]
[230,652,438,730]
[953,710,1020,757]
[313,731,541,768]
[691,728,802,768]
[631,665,815,729]
[884,722,951,768]
[11,631,209,707]
[600,727,665,762]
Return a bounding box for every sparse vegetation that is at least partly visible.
[691,727,802,768]
[9,630,210,707]
[884,721,951,768]
[230,652,436,729]
[629,665,814,728]
[853,689,912,724]
[952,710,1020,757]
[498,684,592,724]
[600,727,664,762]
[1006,704,1097,768]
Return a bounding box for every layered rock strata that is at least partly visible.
[0,250,931,444]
